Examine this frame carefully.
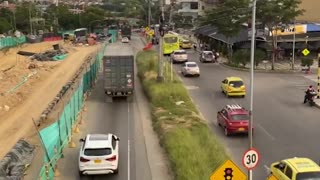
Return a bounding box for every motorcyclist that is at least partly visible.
[304,85,315,103]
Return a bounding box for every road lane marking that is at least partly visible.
[127,102,131,180]
[264,164,271,174]
[257,123,275,140]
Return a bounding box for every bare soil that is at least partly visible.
[0,41,101,158]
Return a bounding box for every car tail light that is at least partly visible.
[80,157,90,162]
[106,155,117,161]
[228,122,233,125]
[228,87,232,91]
[241,86,245,90]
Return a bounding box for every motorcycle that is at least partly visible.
[306,91,317,106]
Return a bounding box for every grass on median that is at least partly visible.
[136,50,229,180]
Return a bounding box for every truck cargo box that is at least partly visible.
[103,43,134,102]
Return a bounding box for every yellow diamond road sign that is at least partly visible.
[267,174,278,180]
[302,48,310,56]
[210,159,247,180]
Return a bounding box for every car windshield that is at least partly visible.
[296,172,320,180]
[231,114,249,121]
[204,53,213,58]
[229,81,243,87]
[164,37,178,43]
[84,148,112,156]
[174,51,186,55]
[187,64,197,67]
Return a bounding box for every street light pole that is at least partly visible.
[157,0,164,82]
[148,0,151,27]
[249,0,257,179]
[292,20,296,70]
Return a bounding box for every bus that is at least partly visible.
[163,33,180,55]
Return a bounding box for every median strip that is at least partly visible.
[136,50,229,180]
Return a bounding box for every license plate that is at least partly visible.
[117,92,122,95]
[94,159,101,163]
[238,128,245,131]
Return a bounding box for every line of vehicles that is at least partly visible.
[163,30,320,180]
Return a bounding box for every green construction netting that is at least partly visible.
[0,36,26,49]
[37,42,106,179]
[108,29,118,43]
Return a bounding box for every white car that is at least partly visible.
[181,62,200,77]
[171,50,188,63]
[78,133,120,176]
[121,37,129,43]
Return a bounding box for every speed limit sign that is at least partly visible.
[242,148,260,170]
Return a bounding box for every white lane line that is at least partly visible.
[264,164,271,174]
[257,123,275,140]
[127,102,131,180]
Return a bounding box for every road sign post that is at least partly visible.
[242,148,260,170]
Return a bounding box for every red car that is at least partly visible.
[217,104,251,136]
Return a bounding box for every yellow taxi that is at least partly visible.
[221,77,246,98]
[179,39,192,49]
[269,157,320,180]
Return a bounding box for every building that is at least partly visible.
[296,0,320,23]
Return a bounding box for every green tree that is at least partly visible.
[201,0,250,58]
[233,49,266,67]
[0,17,11,33]
[256,0,304,70]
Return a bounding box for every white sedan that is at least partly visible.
[78,133,120,176]
[181,62,200,77]
[121,37,129,43]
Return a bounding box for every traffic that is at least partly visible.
[150,29,320,179]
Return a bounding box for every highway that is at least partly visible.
[56,38,152,180]
[171,48,320,179]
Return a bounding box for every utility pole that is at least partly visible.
[157,0,165,82]
[148,0,151,27]
[248,0,257,179]
[292,20,296,70]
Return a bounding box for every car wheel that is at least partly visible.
[114,168,119,174]
[224,127,230,136]
[217,120,221,126]
[242,95,245,98]
[79,171,84,177]
[226,93,230,98]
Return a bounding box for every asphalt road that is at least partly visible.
[171,48,320,179]
[56,40,152,180]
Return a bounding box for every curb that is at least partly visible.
[219,62,305,74]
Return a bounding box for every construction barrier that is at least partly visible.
[0,36,26,50]
[37,42,106,179]
[43,37,62,42]
[108,29,118,43]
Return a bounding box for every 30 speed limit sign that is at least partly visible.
[242,148,260,170]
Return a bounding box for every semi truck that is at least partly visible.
[103,42,134,102]
[120,25,132,40]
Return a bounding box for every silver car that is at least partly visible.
[181,62,200,77]
[171,50,188,63]
[199,51,215,63]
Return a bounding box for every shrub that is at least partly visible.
[136,50,229,180]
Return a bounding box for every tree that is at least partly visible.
[201,0,250,58]
[256,0,304,70]
[0,17,11,33]
[233,49,266,67]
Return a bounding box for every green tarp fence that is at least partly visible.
[107,29,118,43]
[37,42,106,179]
[0,36,26,50]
